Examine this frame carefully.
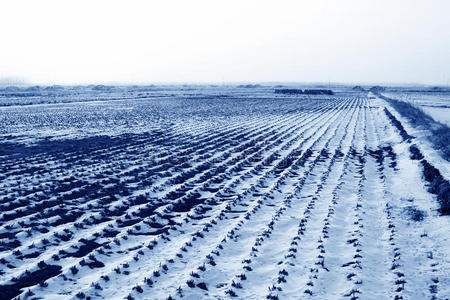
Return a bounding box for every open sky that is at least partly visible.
[1,0,449,85]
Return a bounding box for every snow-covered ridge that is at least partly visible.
[376,94,450,181]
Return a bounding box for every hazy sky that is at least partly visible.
[1,0,449,85]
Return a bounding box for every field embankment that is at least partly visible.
[378,93,450,160]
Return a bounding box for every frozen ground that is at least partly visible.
[383,91,450,126]
[0,85,448,300]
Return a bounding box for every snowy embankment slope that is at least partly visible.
[373,95,450,298]
[376,93,450,180]
[382,91,450,126]
[0,90,448,300]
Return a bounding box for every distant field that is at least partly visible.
[0,86,448,299]
[383,91,450,125]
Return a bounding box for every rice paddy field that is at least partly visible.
[0,85,448,300]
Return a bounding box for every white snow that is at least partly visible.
[0,86,448,300]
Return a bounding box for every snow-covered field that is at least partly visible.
[383,91,450,126]
[0,86,449,300]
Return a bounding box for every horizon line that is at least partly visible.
[0,80,445,88]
